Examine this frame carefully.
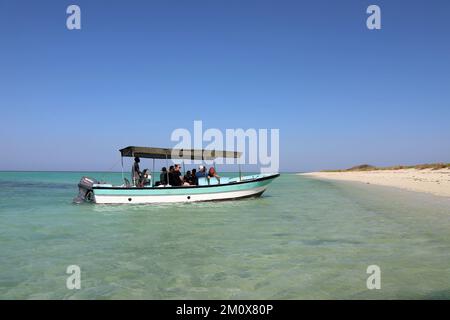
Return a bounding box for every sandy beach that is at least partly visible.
[301,168,450,197]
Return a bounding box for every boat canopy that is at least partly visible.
[119,146,242,160]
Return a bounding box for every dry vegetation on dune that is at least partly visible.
[322,163,450,172]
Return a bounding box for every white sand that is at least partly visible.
[300,168,450,197]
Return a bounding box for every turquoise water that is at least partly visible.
[1,171,450,299]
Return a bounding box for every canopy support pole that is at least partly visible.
[121,156,124,183]
[166,154,170,186]
[152,158,155,187]
[239,163,242,181]
[212,160,216,185]
[182,160,185,177]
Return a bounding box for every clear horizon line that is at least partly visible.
[0,170,301,174]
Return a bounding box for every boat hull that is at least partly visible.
[92,174,279,204]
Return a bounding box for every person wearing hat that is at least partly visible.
[196,165,207,178]
[132,157,141,186]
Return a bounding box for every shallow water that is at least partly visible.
[0,172,449,299]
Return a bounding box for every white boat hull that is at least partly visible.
[90,173,279,204]
[94,185,267,204]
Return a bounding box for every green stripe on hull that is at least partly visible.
[94,178,274,196]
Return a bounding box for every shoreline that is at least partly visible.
[299,168,450,198]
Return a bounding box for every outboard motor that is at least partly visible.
[73,176,98,203]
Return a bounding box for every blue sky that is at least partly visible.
[1,0,449,172]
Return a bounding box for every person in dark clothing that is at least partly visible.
[191,168,198,185]
[168,166,174,185]
[169,165,182,186]
[159,167,168,186]
[174,164,183,186]
[184,170,192,183]
[131,157,141,186]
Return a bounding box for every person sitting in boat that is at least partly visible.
[190,168,198,185]
[138,169,151,187]
[184,170,192,184]
[132,157,141,186]
[158,167,168,186]
[207,167,221,184]
[196,165,207,178]
[169,164,183,186]
[181,170,192,186]
[167,165,174,185]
